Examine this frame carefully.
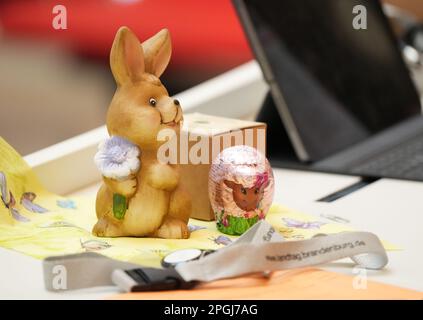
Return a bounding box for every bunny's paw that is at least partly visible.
[92,217,125,237]
[153,217,190,239]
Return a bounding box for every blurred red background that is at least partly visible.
[0,0,253,91]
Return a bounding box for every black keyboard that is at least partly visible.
[352,134,423,180]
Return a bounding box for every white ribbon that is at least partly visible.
[176,221,388,282]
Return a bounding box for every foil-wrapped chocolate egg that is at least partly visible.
[209,146,274,235]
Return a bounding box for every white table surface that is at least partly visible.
[1,168,422,299]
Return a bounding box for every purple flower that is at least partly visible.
[254,172,269,189]
[222,216,229,227]
[94,136,140,180]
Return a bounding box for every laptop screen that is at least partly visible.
[235,0,422,161]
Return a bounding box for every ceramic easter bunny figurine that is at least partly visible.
[93,27,191,239]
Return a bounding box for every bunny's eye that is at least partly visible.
[241,187,247,195]
[149,98,157,107]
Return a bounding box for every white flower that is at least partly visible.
[94,136,140,180]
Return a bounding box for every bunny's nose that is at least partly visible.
[158,98,182,125]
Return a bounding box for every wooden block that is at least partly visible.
[180,113,266,220]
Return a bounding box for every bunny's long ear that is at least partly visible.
[142,29,172,77]
[110,27,145,86]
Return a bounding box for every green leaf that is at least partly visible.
[113,193,127,220]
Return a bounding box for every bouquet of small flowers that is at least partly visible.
[94,136,140,219]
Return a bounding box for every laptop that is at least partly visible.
[233,0,423,181]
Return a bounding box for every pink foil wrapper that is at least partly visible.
[209,146,274,235]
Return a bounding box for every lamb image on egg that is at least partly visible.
[209,146,274,235]
[224,171,270,215]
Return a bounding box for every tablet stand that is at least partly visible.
[256,92,309,170]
